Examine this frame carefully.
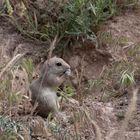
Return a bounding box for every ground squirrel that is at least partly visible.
[30,56,71,118]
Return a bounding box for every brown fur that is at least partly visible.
[30,57,71,117]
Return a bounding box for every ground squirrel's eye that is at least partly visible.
[56,62,62,66]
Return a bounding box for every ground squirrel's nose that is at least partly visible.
[66,63,70,69]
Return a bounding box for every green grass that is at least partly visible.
[1,0,116,47]
[0,116,22,140]
[86,31,140,102]
[1,0,138,50]
[120,70,135,87]
[21,58,34,83]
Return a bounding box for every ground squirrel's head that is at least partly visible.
[41,56,71,78]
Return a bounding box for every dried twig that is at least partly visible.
[78,55,85,88]
[83,108,102,140]
[0,53,25,79]
[48,35,58,59]
[106,129,117,140]
[117,88,139,140]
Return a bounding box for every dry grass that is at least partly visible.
[117,88,139,140]
[0,44,103,139]
[83,108,102,140]
[0,54,139,139]
[0,53,25,79]
[0,1,140,139]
